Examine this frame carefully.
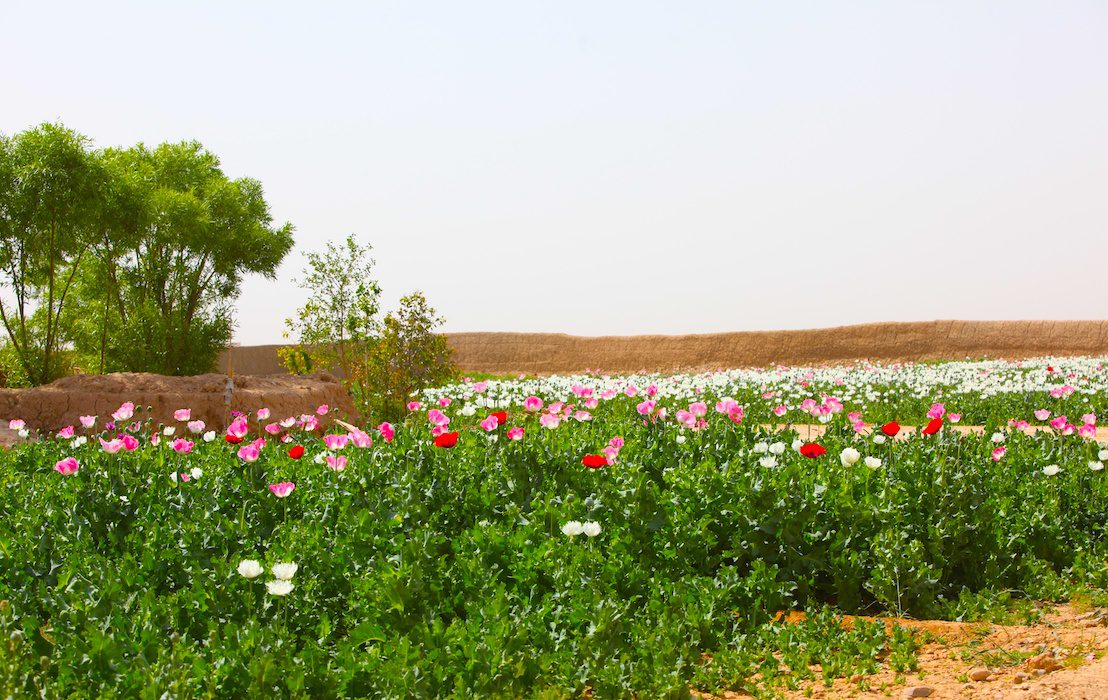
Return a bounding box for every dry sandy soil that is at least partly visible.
[702,605,1108,700]
[220,320,1108,376]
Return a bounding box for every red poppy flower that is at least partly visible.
[799,443,826,458]
[880,422,900,437]
[490,411,507,426]
[1046,366,1054,373]
[582,453,607,469]
[224,434,243,445]
[434,431,459,448]
[288,444,305,459]
[922,418,942,435]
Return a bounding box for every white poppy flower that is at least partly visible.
[561,521,584,536]
[840,448,861,466]
[1099,449,1108,461]
[1089,461,1104,472]
[190,467,202,480]
[864,457,883,469]
[163,426,176,436]
[266,580,294,596]
[1042,465,1061,476]
[582,521,601,537]
[991,432,1006,444]
[202,431,216,442]
[873,434,887,445]
[270,563,298,580]
[759,456,778,468]
[769,442,786,455]
[753,442,769,454]
[237,559,264,579]
[460,404,477,417]
[675,434,687,444]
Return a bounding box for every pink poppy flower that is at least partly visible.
[269,482,295,498]
[636,400,656,416]
[773,405,788,417]
[56,426,75,439]
[715,398,739,415]
[948,413,962,423]
[624,385,639,397]
[179,472,190,482]
[438,397,451,407]
[1079,424,1097,439]
[350,430,372,448]
[8,419,25,431]
[573,411,592,422]
[174,409,191,422]
[507,427,524,440]
[100,437,124,454]
[238,444,261,462]
[728,406,744,424]
[407,401,422,412]
[426,409,449,428]
[227,417,249,440]
[602,445,619,464]
[79,415,97,429]
[187,420,206,434]
[689,402,708,418]
[112,402,135,422]
[326,455,348,472]
[280,416,296,429]
[172,438,194,454]
[257,408,271,421]
[523,396,543,412]
[479,415,499,432]
[323,434,349,450]
[316,404,329,416]
[1082,413,1097,425]
[264,423,283,435]
[676,410,696,429]
[121,434,139,451]
[1034,409,1051,421]
[584,398,599,409]
[252,437,266,450]
[609,436,625,449]
[539,413,561,429]
[645,384,659,398]
[301,415,320,432]
[927,403,946,420]
[55,457,79,475]
[991,446,1006,461]
[377,422,395,443]
[1050,415,1068,431]
[473,381,489,393]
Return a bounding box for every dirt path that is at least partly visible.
[703,605,1108,699]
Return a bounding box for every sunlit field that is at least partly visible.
[3,356,1108,698]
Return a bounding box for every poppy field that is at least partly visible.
[3,357,1108,698]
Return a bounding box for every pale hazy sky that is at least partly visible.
[3,1,1107,344]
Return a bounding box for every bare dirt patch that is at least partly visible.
[702,605,1108,700]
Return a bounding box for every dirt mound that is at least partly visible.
[218,320,1108,376]
[0,371,357,437]
[445,320,1108,374]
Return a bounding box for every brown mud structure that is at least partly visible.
[219,320,1108,376]
[0,371,357,438]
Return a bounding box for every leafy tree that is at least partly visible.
[357,291,456,421]
[282,236,454,420]
[281,234,381,379]
[0,123,106,385]
[74,141,294,375]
